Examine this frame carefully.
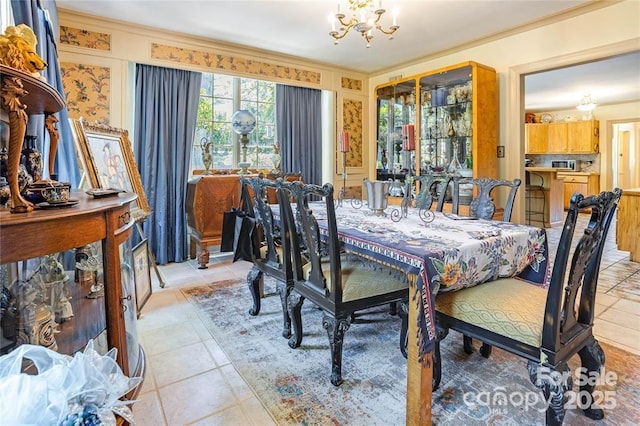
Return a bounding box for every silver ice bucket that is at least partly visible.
[363,178,391,216]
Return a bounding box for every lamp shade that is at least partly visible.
[231,110,256,135]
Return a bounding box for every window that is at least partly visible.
[193,74,276,171]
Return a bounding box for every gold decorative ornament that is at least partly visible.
[0,24,47,78]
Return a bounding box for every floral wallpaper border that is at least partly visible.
[151,43,321,85]
[342,98,363,168]
[60,26,111,51]
[341,77,363,91]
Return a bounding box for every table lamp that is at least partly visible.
[231,109,256,175]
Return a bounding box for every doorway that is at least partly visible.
[612,119,640,189]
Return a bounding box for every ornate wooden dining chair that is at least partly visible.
[278,180,409,386]
[433,189,622,425]
[243,176,294,338]
[451,176,522,221]
[413,173,451,211]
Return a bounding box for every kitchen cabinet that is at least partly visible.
[524,167,566,227]
[375,61,497,180]
[568,119,599,153]
[525,123,548,154]
[547,122,568,153]
[557,172,600,209]
[0,193,145,385]
[616,188,640,262]
[525,120,599,154]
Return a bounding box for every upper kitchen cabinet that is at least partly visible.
[569,119,599,153]
[375,78,417,178]
[525,119,599,154]
[375,61,497,180]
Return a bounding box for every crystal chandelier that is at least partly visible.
[329,0,399,48]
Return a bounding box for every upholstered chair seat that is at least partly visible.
[436,278,547,347]
[302,255,407,303]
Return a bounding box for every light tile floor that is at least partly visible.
[132,214,640,425]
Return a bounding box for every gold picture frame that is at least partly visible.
[71,119,151,221]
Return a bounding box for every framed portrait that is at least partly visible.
[71,118,151,221]
[132,239,152,318]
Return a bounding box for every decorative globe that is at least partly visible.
[231,110,257,135]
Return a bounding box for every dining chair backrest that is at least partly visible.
[242,176,296,338]
[263,172,303,204]
[451,177,522,221]
[278,181,342,305]
[414,173,451,211]
[543,188,621,350]
[244,177,285,268]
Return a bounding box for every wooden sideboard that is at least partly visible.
[186,174,246,268]
[616,188,640,262]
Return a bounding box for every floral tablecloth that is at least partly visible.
[271,203,548,355]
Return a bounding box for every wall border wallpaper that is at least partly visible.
[341,77,363,91]
[60,26,111,51]
[151,43,321,85]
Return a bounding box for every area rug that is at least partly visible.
[182,278,640,425]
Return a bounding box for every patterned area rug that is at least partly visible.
[182,278,640,425]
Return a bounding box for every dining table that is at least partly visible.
[270,201,549,424]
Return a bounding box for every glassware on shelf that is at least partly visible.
[448,140,463,175]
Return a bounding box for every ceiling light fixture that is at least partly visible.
[329,0,399,48]
[576,94,598,112]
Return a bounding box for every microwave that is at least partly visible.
[551,160,576,170]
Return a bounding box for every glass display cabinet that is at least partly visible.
[0,192,145,382]
[375,61,497,181]
[376,79,416,180]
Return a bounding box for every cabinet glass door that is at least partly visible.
[376,79,416,180]
[1,242,108,357]
[419,65,473,174]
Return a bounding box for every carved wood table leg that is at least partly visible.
[196,242,209,269]
[44,113,59,179]
[0,76,32,213]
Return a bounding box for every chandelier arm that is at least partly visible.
[337,15,355,28]
[330,25,356,41]
[376,25,399,36]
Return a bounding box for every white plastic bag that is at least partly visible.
[0,340,142,425]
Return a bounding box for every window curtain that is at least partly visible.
[134,64,202,264]
[11,0,80,186]
[275,84,322,185]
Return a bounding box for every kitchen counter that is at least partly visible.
[616,188,640,262]
[524,168,565,227]
[525,167,572,172]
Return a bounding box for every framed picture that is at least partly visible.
[132,239,152,317]
[71,118,151,221]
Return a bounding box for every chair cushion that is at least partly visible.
[259,243,282,260]
[436,278,547,347]
[303,255,408,302]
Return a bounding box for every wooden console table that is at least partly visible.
[186,174,246,268]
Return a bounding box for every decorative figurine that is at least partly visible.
[39,254,73,323]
